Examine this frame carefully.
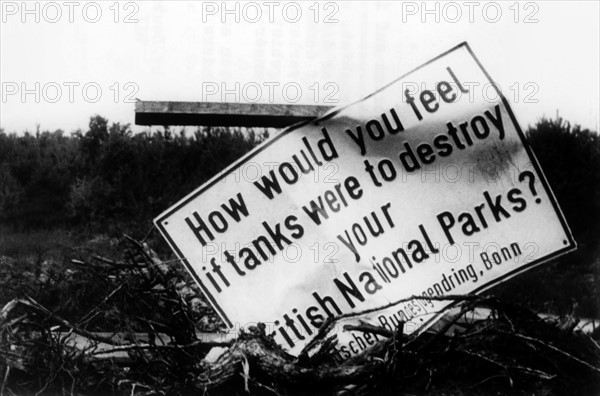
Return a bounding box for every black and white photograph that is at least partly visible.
[1,1,599,395]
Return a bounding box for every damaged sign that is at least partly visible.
[154,42,576,359]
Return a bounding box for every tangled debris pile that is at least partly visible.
[1,237,599,395]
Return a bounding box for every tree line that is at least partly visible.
[0,115,268,231]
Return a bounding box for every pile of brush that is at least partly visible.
[1,237,599,395]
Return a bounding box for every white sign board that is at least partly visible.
[155,42,575,359]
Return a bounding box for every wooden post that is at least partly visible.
[135,101,333,127]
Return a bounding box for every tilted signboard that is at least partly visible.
[155,42,575,359]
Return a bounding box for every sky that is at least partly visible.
[1,0,599,134]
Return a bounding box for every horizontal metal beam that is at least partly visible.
[135,101,333,127]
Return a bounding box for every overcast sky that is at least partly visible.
[1,1,598,134]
